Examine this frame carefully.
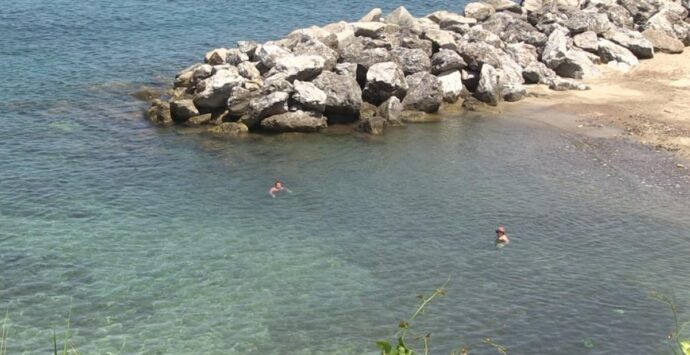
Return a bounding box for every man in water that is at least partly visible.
[269,180,286,198]
[496,225,510,245]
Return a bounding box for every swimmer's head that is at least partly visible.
[496,225,506,235]
[275,180,283,188]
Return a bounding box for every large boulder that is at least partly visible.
[358,114,387,135]
[227,86,260,117]
[438,13,478,31]
[193,69,246,110]
[604,28,654,59]
[244,91,289,128]
[312,71,363,120]
[385,6,420,32]
[437,70,465,103]
[642,29,685,54]
[430,49,467,74]
[618,0,666,25]
[503,83,526,102]
[457,41,524,84]
[352,22,394,39]
[465,2,496,21]
[504,43,539,68]
[522,62,557,84]
[340,42,392,73]
[226,49,249,65]
[256,44,293,70]
[422,29,459,51]
[465,27,505,48]
[542,29,601,79]
[391,47,432,75]
[402,72,443,113]
[292,39,339,70]
[204,48,229,65]
[170,99,200,122]
[400,36,434,57]
[474,64,502,106]
[360,8,382,22]
[573,31,600,53]
[377,97,404,126]
[604,4,635,29]
[292,80,327,113]
[363,62,409,105]
[237,41,259,60]
[322,21,356,49]
[237,62,261,80]
[565,11,613,35]
[146,99,173,126]
[260,111,327,132]
[270,55,326,82]
[285,26,339,50]
[597,39,639,67]
[484,0,521,13]
[644,5,690,45]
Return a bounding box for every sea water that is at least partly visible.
[1,1,690,354]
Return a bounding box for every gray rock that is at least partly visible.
[353,22,392,39]
[340,43,392,71]
[270,55,326,82]
[438,13,478,30]
[391,47,431,75]
[573,31,599,53]
[292,80,327,113]
[503,83,526,102]
[542,29,601,79]
[465,2,496,21]
[312,71,363,119]
[385,6,419,32]
[174,63,204,88]
[422,29,459,51]
[146,99,173,126]
[642,29,685,54]
[645,6,690,45]
[256,44,293,70]
[565,11,612,34]
[359,114,386,135]
[377,97,404,126]
[260,111,327,132]
[183,113,213,126]
[521,0,543,12]
[363,62,409,105]
[462,69,481,92]
[360,8,382,22]
[618,0,664,25]
[597,38,639,67]
[605,28,654,59]
[193,69,246,110]
[480,13,547,47]
[504,43,539,68]
[204,48,229,65]
[474,64,502,106]
[245,91,290,128]
[226,48,249,65]
[189,64,214,86]
[437,70,465,103]
[262,75,294,94]
[285,26,339,50]
[292,39,339,70]
[227,86,260,117]
[431,49,467,74]
[546,77,590,91]
[322,21,356,49]
[400,36,434,57]
[457,41,525,84]
[485,0,521,13]
[237,62,261,80]
[605,5,635,29]
[170,99,199,122]
[237,41,259,60]
[465,27,505,48]
[402,72,443,113]
[334,63,358,78]
[208,122,249,135]
[522,61,557,84]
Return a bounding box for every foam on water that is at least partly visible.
[1,0,690,354]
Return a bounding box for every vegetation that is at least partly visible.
[376,277,507,355]
[651,290,690,355]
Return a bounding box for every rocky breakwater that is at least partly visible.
[147,0,690,135]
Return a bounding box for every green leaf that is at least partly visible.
[680,340,690,355]
[377,340,392,353]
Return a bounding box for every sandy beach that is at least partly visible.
[514,50,690,161]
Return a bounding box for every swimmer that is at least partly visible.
[269,180,286,198]
[495,225,510,245]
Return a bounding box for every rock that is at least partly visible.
[400,36,434,57]
[618,0,664,25]
[377,97,404,126]
[208,122,249,135]
[462,96,486,111]
[363,62,409,105]
[227,86,260,117]
[573,31,599,53]
[465,2,496,21]
[226,49,249,65]
[237,41,259,60]
[642,29,684,54]
[312,71,363,120]
[503,83,526,102]
[244,91,290,128]
[322,21,356,49]
[285,26,339,50]
[462,69,481,92]
[391,47,431,75]
[565,11,612,35]
[237,62,261,80]
[457,41,524,85]
[547,77,590,91]
[353,22,391,39]
[542,29,601,79]
[340,43,392,71]
[261,75,293,94]
[484,0,521,13]
[170,99,199,122]
[504,43,539,68]
[474,64,502,106]
[184,113,213,126]
[438,13,478,30]
[359,114,386,135]
[522,61,557,84]
[256,44,293,70]
[204,48,229,65]
[334,63,358,78]
[193,69,246,110]
[174,63,205,88]
[597,38,639,67]
[292,80,327,113]
[146,99,173,126]
[437,70,465,103]
[270,55,326,82]
[521,0,543,12]
[422,29,459,51]
[605,5,635,29]
[482,13,548,47]
[402,72,443,113]
[385,6,419,32]
[260,111,327,132]
[605,28,654,59]
[360,8,382,22]
[465,27,505,48]
[645,6,690,45]
[430,49,467,75]
[292,39,339,70]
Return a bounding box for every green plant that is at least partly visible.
[376,277,507,355]
[1,310,9,355]
[53,299,80,355]
[651,290,690,355]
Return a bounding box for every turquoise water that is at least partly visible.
[2,1,690,354]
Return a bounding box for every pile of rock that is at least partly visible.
[147,0,690,135]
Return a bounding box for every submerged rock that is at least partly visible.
[208,122,249,135]
[260,111,327,132]
[377,96,404,126]
[146,99,173,126]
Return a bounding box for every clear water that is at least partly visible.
[1,1,690,354]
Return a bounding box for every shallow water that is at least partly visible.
[2,1,690,354]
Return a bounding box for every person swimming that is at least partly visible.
[269,180,286,198]
[495,225,510,245]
